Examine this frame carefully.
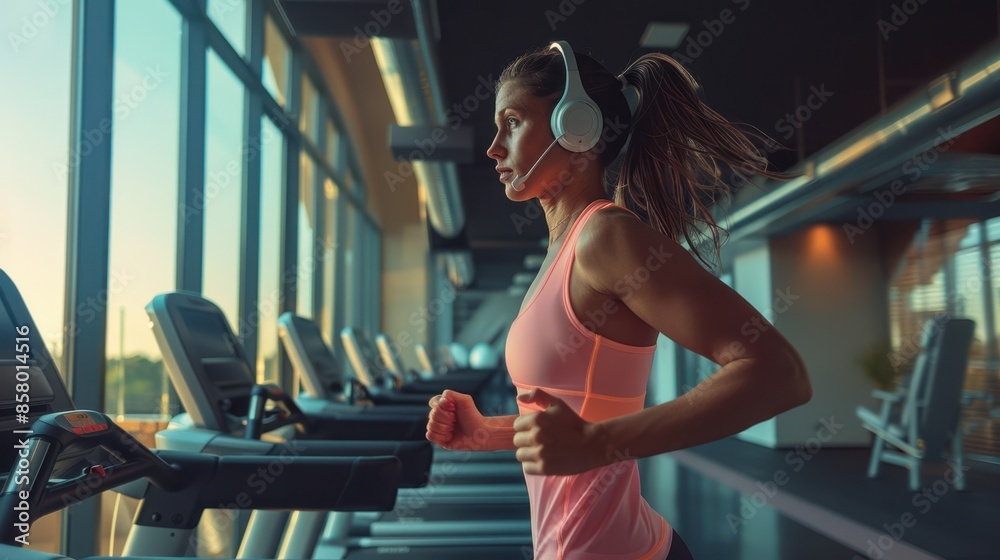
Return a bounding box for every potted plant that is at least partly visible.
[855,338,903,392]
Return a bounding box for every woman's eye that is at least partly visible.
[507,117,518,127]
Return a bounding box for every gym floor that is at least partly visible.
[641,437,1000,560]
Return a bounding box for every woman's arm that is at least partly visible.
[578,208,812,464]
[427,391,521,452]
[511,208,810,474]
[479,414,520,451]
[592,355,807,464]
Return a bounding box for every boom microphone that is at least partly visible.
[511,134,565,191]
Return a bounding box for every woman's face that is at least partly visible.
[487,81,570,201]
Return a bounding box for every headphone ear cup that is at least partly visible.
[551,97,603,153]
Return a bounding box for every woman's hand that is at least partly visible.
[425,390,494,451]
[513,388,614,475]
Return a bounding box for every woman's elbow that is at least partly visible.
[785,353,812,407]
[761,353,811,411]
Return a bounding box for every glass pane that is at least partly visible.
[203,49,246,330]
[297,153,316,317]
[0,1,73,553]
[263,14,289,106]
[344,204,357,328]
[321,178,339,344]
[990,245,1000,362]
[207,0,247,58]
[106,0,182,420]
[365,224,375,335]
[257,117,284,385]
[958,221,981,250]
[100,14,192,552]
[326,119,339,165]
[954,247,988,362]
[987,216,1000,243]
[300,75,319,144]
[0,0,73,372]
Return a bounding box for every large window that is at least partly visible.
[262,13,289,106]
[0,0,73,375]
[888,218,1000,461]
[207,0,247,58]
[300,75,320,144]
[257,117,285,384]
[101,3,184,554]
[1,0,383,554]
[105,0,182,420]
[202,49,246,330]
[0,3,73,554]
[321,177,339,344]
[297,153,317,317]
[343,203,357,329]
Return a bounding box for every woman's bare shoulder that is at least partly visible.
[576,203,681,293]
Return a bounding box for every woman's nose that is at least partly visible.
[487,133,505,161]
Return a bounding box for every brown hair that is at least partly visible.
[497,46,798,274]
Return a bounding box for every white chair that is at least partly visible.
[855,316,976,491]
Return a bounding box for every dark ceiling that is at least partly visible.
[282,0,1000,289]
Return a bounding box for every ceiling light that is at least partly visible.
[640,22,690,50]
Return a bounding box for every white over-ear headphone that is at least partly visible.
[510,41,616,191]
[549,41,603,153]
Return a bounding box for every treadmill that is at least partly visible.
[0,269,412,559]
[280,313,523,468]
[277,313,428,417]
[278,314,531,534]
[340,327,496,405]
[147,292,532,558]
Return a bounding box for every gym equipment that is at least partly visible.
[148,293,532,557]
[340,327,495,406]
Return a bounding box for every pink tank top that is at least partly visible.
[505,199,672,560]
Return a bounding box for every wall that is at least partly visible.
[381,222,431,367]
[770,223,888,447]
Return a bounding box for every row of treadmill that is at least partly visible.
[0,269,536,559]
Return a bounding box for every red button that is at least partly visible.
[73,427,84,434]
[94,424,107,431]
[87,465,106,478]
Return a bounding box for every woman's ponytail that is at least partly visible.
[616,54,798,274]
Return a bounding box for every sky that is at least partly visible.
[0,0,286,368]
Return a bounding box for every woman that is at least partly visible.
[425,42,812,560]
